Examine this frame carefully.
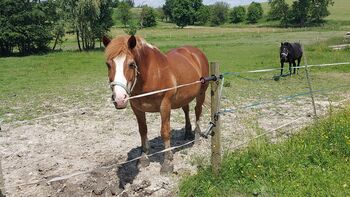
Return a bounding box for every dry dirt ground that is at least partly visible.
[1,91,349,197]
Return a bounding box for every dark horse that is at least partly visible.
[280,42,303,76]
[103,35,209,174]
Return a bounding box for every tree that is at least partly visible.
[60,0,113,51]
[117,1,132,27]
[247,2,263,24]
[268,0,289,21]
[140,6,157,28]
[210,2,229,26]
[156,7,166,22]
[163,0,175,22]
[123,0,134,7]
[229,6,246,24]
[171,0,194,28]
[0,0,56,56]
[287,0,334,27]
[196,5,210,25]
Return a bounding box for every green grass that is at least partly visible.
[179,106,350,196]
[1,25,350,123]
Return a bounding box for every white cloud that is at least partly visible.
[134,0,268,7]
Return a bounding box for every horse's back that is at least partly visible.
[166,46,209,79]
[291,43,303,59]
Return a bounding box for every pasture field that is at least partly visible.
[180,105,350,196]
[1,3,350,196]
[1,26,350,123]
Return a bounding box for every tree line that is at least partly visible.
[0,0,334,56]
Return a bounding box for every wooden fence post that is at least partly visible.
[210,62,222,175]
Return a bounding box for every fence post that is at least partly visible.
[210,62,222,175]
[303,47,318,119]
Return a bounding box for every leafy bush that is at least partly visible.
[247,2,263,24]
[229,6,246,24]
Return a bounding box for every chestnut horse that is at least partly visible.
[103,35,209,173]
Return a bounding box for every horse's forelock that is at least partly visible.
[105,36,147,60]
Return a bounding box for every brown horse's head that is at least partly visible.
[103,35,139,109]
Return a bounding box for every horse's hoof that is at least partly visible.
[138,153,150,168]
[160,160,173,175]
[184,130,195,140]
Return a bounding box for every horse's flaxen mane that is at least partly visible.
[105,36,154,60]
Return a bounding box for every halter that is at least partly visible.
[110,64,139,96]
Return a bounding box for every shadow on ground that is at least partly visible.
[117,128,194,189]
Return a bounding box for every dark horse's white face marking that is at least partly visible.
[280,43,289,62]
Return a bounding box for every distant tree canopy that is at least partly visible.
[140,6,157,28]
[210,2,229,26]
[0,0,57,56]
[196,5,211,25]
[61,0,114,51]
[171,0,194,28]
[268,0,334,27]
[117,1,132,27]
[247,2,263,24]
[229,6,246,24]
[163,0,204,28]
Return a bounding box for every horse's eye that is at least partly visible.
[106,62,111,68]
[129,62,135,68]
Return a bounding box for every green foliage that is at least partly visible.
[247,2,264,24]
[229,6,246,24]
[180,106,350,196]
[0,0,57,56]
[117,1,132,27]
[155,7,166,22]
[123,0,134,7]
[289,0,334,26]
[111,0,119,8]
[162,0,175,22]
[140,6,157,28]
[209,2,229,26]
[60,0,113,51]
[196,5,210,25]
[268,0,289,21]
[124,21,138,36]
[171,0,195,28]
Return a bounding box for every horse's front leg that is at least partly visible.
[280,61,284,76]
[131,105,150,168]
[160,99,173,174]
[293,61,297,74]
[289,62,292,75]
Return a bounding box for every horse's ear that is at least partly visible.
[128,35,137,49]
[281,42,283,46]
[103,36,111,47]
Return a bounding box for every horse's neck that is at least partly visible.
[136,46,167,83]
[136,46,167,81]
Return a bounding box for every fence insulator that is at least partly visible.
[200,122,216,139]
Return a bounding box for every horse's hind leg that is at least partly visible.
[194,89,206,140]
[182,104,193,140]
[131,105,150,168]
[297,58,301,74]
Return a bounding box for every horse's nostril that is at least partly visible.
[124,94,127,99]
[111,94,116,101]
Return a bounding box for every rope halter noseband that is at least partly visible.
[110,64,139,96]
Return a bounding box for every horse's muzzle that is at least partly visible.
[112,94,128,109]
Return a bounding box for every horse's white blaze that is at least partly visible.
[113,55,128,98]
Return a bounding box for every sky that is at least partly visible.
[134,0,269,7]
